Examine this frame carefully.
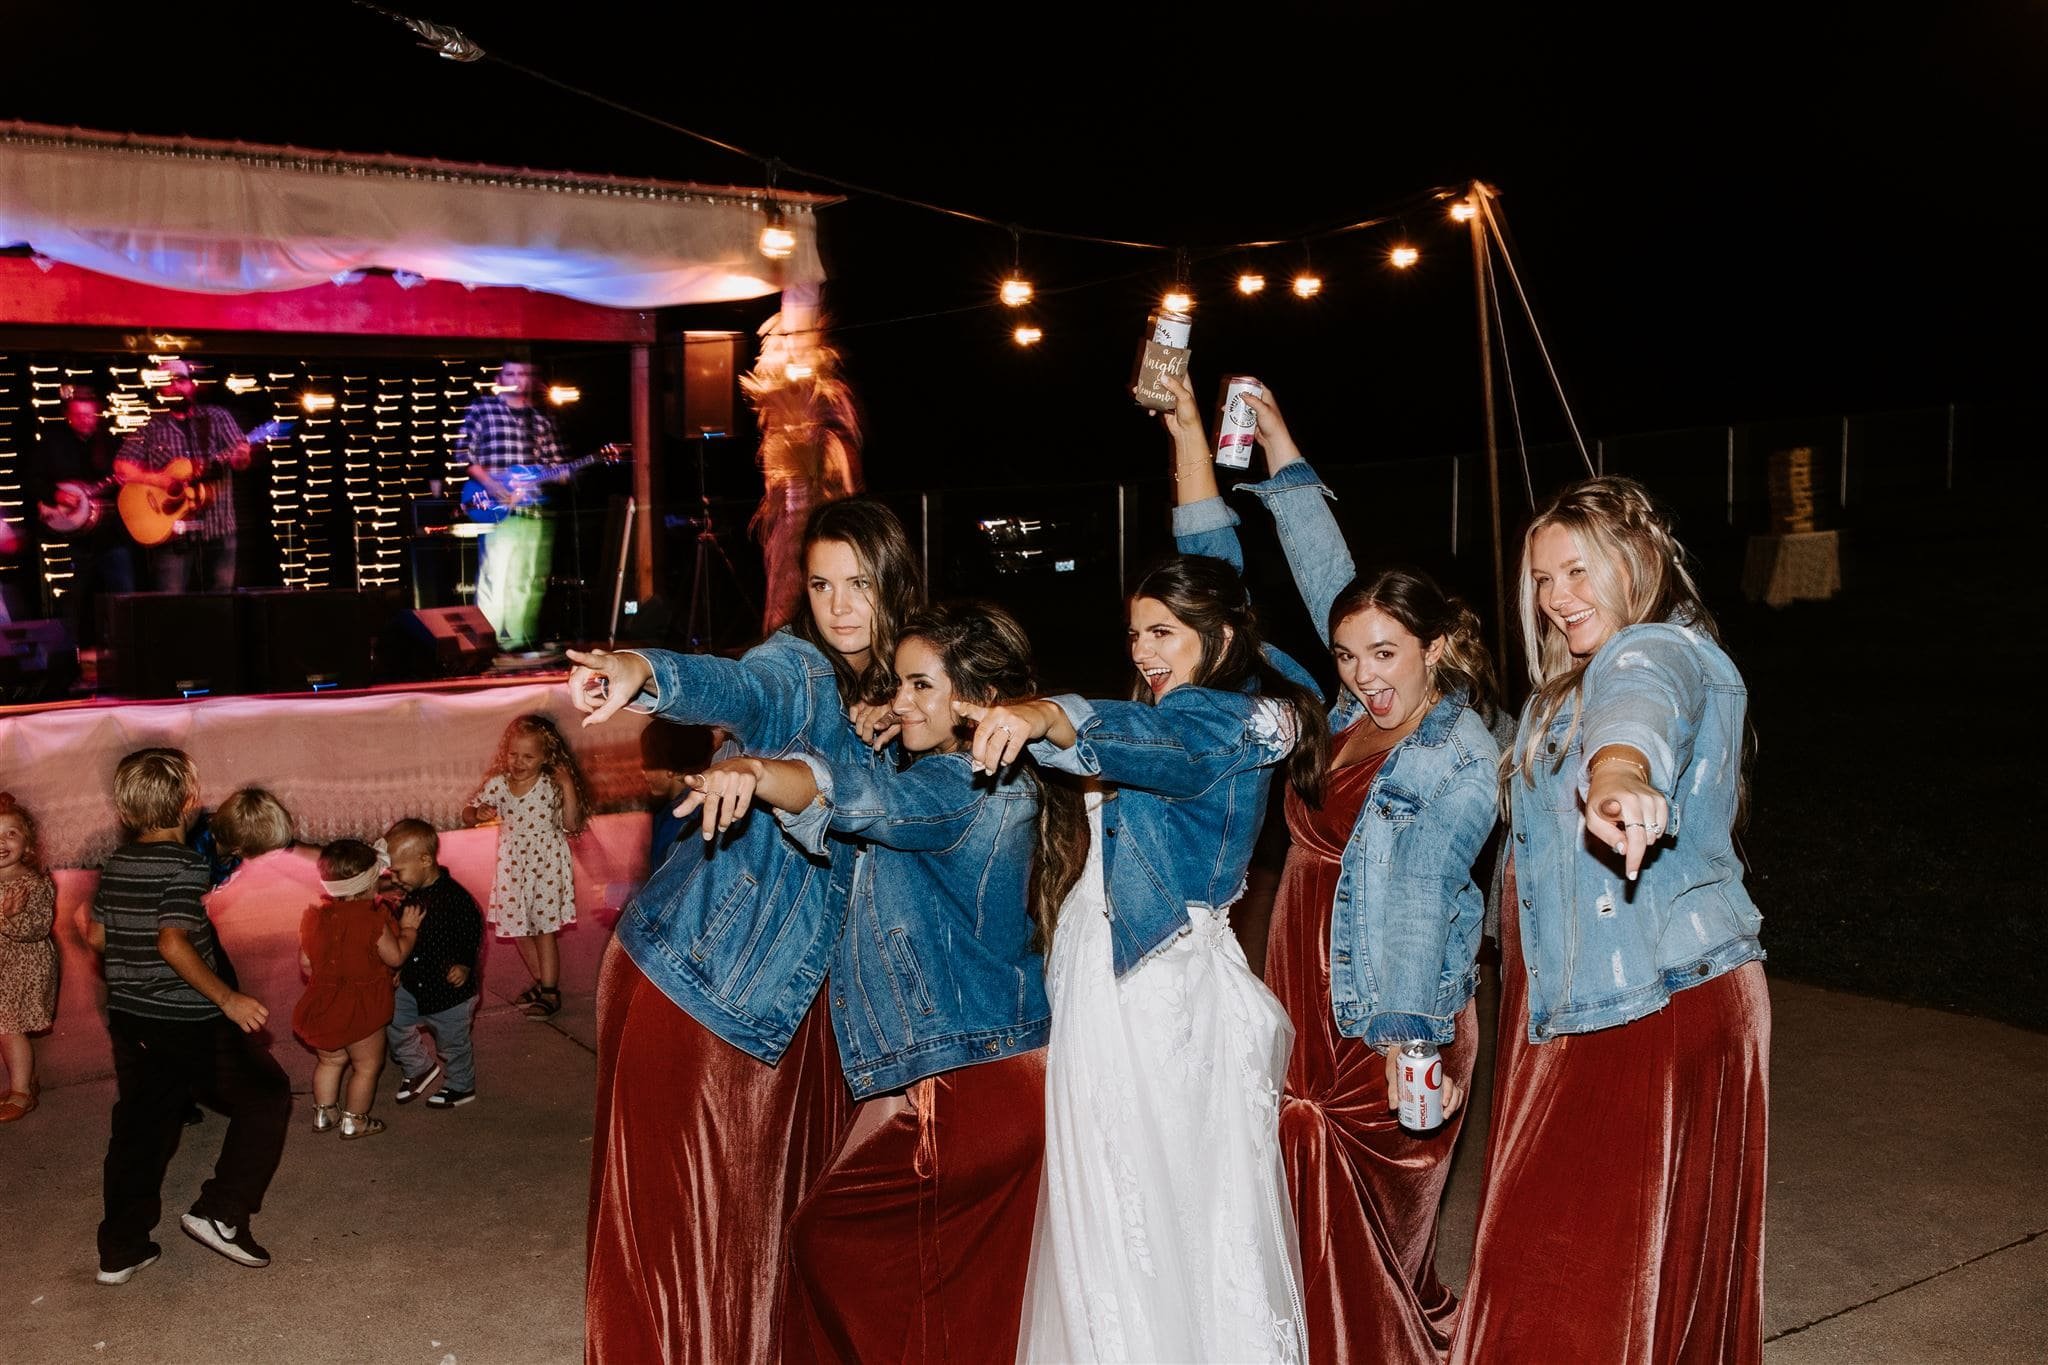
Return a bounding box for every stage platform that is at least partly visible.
[0,668,653,868]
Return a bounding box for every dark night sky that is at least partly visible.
[6,3,2043,490]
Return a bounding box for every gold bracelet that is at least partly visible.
[1590,753,1649,783]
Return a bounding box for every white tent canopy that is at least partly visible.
[0,121,829,310]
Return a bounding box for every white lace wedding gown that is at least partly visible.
[1018,797,1308,1364]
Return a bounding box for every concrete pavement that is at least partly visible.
[2,815,2042,1362]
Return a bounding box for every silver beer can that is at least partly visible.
[1214,375,1262,469]
[1397,1040,1445,1133]
[1150,309,1193,348]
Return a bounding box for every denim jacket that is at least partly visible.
[611,632,862,1063]
[1508,619,1764,1040]
[1175,461,1500,1046]
[778,751,1049,1099]
[1029,687,1298,977]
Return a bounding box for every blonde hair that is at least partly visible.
[114,748,198,833]
[1506,477,1721,795]
[485,714,593,819]
[0,793,42,872]
[211,788,295,859]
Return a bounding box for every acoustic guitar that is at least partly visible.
[117,419,294,546]
[459,443,630,524]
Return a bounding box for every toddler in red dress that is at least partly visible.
[293,841,419,1140]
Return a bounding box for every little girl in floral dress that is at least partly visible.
[0,794,57,1124]
[466,714,588,1018]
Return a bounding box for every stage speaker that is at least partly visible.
[681,331,739,437]
[383,606,498,679]
[0,619,77,702]
[239,589,399,693]
[103,593,242,699]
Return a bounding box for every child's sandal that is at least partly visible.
[0,1086,37,1123]
[312,1102,339,1134]
[511,983,544,1008]
[338,1111,385,1140]
[522,986,562,1019]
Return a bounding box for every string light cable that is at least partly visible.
[1476,191,1594,476]
[347,3,1455,257]
[1481,239,1540,507]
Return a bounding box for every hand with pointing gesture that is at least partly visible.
[1582,745,1668,881]
[566,648,653,727]
[952,698,1075,774]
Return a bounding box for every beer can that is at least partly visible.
[1149,309,1193,348]
[1214,375,1262,469]
[1397,1040,1445,1133]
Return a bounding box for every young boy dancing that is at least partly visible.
[90,748,293,1284]
[382,819,484,1109]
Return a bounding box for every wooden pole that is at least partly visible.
[1469,182,1508,681]
[630,343,657,602]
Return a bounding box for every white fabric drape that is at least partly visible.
[0,123,824,308]
[0,680,651,869]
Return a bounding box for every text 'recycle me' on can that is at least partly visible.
[1214,375,1263,469]
[1397,1040,1445,1133]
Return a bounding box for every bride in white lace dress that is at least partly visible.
[955,556,1325,1365]
[1019,794,1306,1364]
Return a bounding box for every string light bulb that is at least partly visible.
[1162,289,1194,314]
[783,363,815,381]
[1237,272,1267,295]
[1013,324,1043,347]
[1292,273,1323,299]
[547,385,582,406]
[300,391,336,413]
[1389,245,1420,269]
[1449,200,1476,223]
[1000,277,1034,307]
[758,204,796,260]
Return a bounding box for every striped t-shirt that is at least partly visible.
[93,842,223,1021]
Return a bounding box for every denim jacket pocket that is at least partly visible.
[1364,784,1424,864]
[688,871,759,965]
[886,927,938,1019]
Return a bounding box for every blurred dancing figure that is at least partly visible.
[746,303,862,634]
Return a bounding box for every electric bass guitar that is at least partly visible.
[459,443,630,524]
[117,418,295,546]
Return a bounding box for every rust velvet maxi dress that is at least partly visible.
[1267,741,1480,1364]
[1448,863,1770,1363]
[585,939,853,1364]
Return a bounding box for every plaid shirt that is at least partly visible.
[117,405,245,541]
[457,393,562,475]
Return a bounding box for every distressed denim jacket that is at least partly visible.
[612,632,863,1063]
[777,751,1049,1099]
[1175,460,1500,1046]
[1029,686,1299,977]
[1508,619,1765,1040]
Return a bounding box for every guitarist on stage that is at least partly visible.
[459,359,562,653]
[29,384,135,645]
[114,359,250,592]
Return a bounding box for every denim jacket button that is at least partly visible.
[1515,832,1526,844]
[1521,898,1532,910]
[833,995,845,1007]
[985,1040,999,1054]
[1695,962,1711,978]
[1106,826,1117,838]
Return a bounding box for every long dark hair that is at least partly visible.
[790,496,926,707]
[1127,555,1331,806]
[899,601,1090,952]
[1327,568,1498,719]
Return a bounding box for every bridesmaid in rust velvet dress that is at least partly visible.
[569,498,924,1365]
[1451,477,1768,1363]
[1166,373,1502,1363]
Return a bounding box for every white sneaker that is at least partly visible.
[96,1247,161,1285]
[180,1212,271,1268]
